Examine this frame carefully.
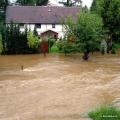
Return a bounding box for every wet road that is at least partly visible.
[0,53,120,120]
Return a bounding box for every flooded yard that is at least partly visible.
[0,53,120,120]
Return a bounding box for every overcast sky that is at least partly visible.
[81,0,93,8]
[10,0,93,8]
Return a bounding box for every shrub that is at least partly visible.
[56,39,78,55]
[50,42,59,53]
[48,37,55,48]
[56,40,64,51]
[27,32,39,49]
[111,42,117,54]
[88,105,120,120]
[56,36,79,55]
[111,48,116,54]
[0,34,3,54]
[101,47,105,55]
[65,11,103,60]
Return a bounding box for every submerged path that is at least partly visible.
[0,53,120,120]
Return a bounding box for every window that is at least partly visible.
[52,24,55,28]
[35,24,41,28]
[20,23,24,28]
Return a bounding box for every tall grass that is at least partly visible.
[88,105,120,120]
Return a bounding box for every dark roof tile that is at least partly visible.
[6,6,80,24]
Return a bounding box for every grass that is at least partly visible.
[50,42,60,53]
[88,105,120,120]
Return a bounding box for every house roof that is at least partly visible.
[6,6,80,24]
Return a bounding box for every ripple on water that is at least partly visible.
[0,54,120,120]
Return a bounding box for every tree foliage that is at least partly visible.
[0,0,9,23]
[36,0,48,5]
[59,0,82,7]
[57,37,78,55]
[5,23,29,54]
[0,34,3,54]
[65,11,103,59]
[3,23,40,54]
[0,0,9,9]
[16,0,48,5]
[27,31,39,49]
[67,11,103,51]
[91,0,120,42]
[91,0,104,15]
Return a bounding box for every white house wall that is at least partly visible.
[20,24,35,32]
[20,24,66,38]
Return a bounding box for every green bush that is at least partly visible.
[114,43,120,49]
[63,42,77,54]
[56,40,63,51]
[101,47,105,55]
[65,11,103,59]
[0,34,3,54]
[27,32,39,49]
[111,48,116,54]
[50,42,59,53]
[56,38,78,55]
[88,105,120,120]
[111,42,117,54]
[48,37,55,48]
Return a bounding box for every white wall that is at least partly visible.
[20,24,66,38]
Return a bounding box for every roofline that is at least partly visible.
[6,6,80,24]
[6,5,80,9]
[6,22,64,24]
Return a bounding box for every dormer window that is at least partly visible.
[52,24,55,28]
[35,24,41,28]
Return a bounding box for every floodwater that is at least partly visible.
[0,53,120,120]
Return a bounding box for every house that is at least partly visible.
[6,6,79,38]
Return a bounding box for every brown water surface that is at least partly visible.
[0,53,120,120]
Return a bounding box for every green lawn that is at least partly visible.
[88,105,120,120]
[50,42,59,53]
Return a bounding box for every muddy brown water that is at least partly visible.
[0,53,120,120]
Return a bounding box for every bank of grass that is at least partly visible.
[88,105,120,120]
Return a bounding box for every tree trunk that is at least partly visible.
[107,34,112,53]
[82,51,89,60]
[67,0,69,6]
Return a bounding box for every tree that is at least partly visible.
[66,11,103,60]
[16,0,48,5]
[27,31,39,49]
[91,0,104,14]
[82,5,88,12]
[3,22,40,54]
[0,34,3,54]
[91,0,120,51]
[0,0,9,23]
[33,26,38,36]
[16,0,35,5]
[5,23,29,54]
[36,0,48,5]
[59,0,82,7]
[0,0,9,10]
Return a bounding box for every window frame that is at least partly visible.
[19,23,24,28]
[52,24,55,28]
[35,23,41,29]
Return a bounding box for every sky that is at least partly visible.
[81,0,93,8]
[10,0,93,8]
